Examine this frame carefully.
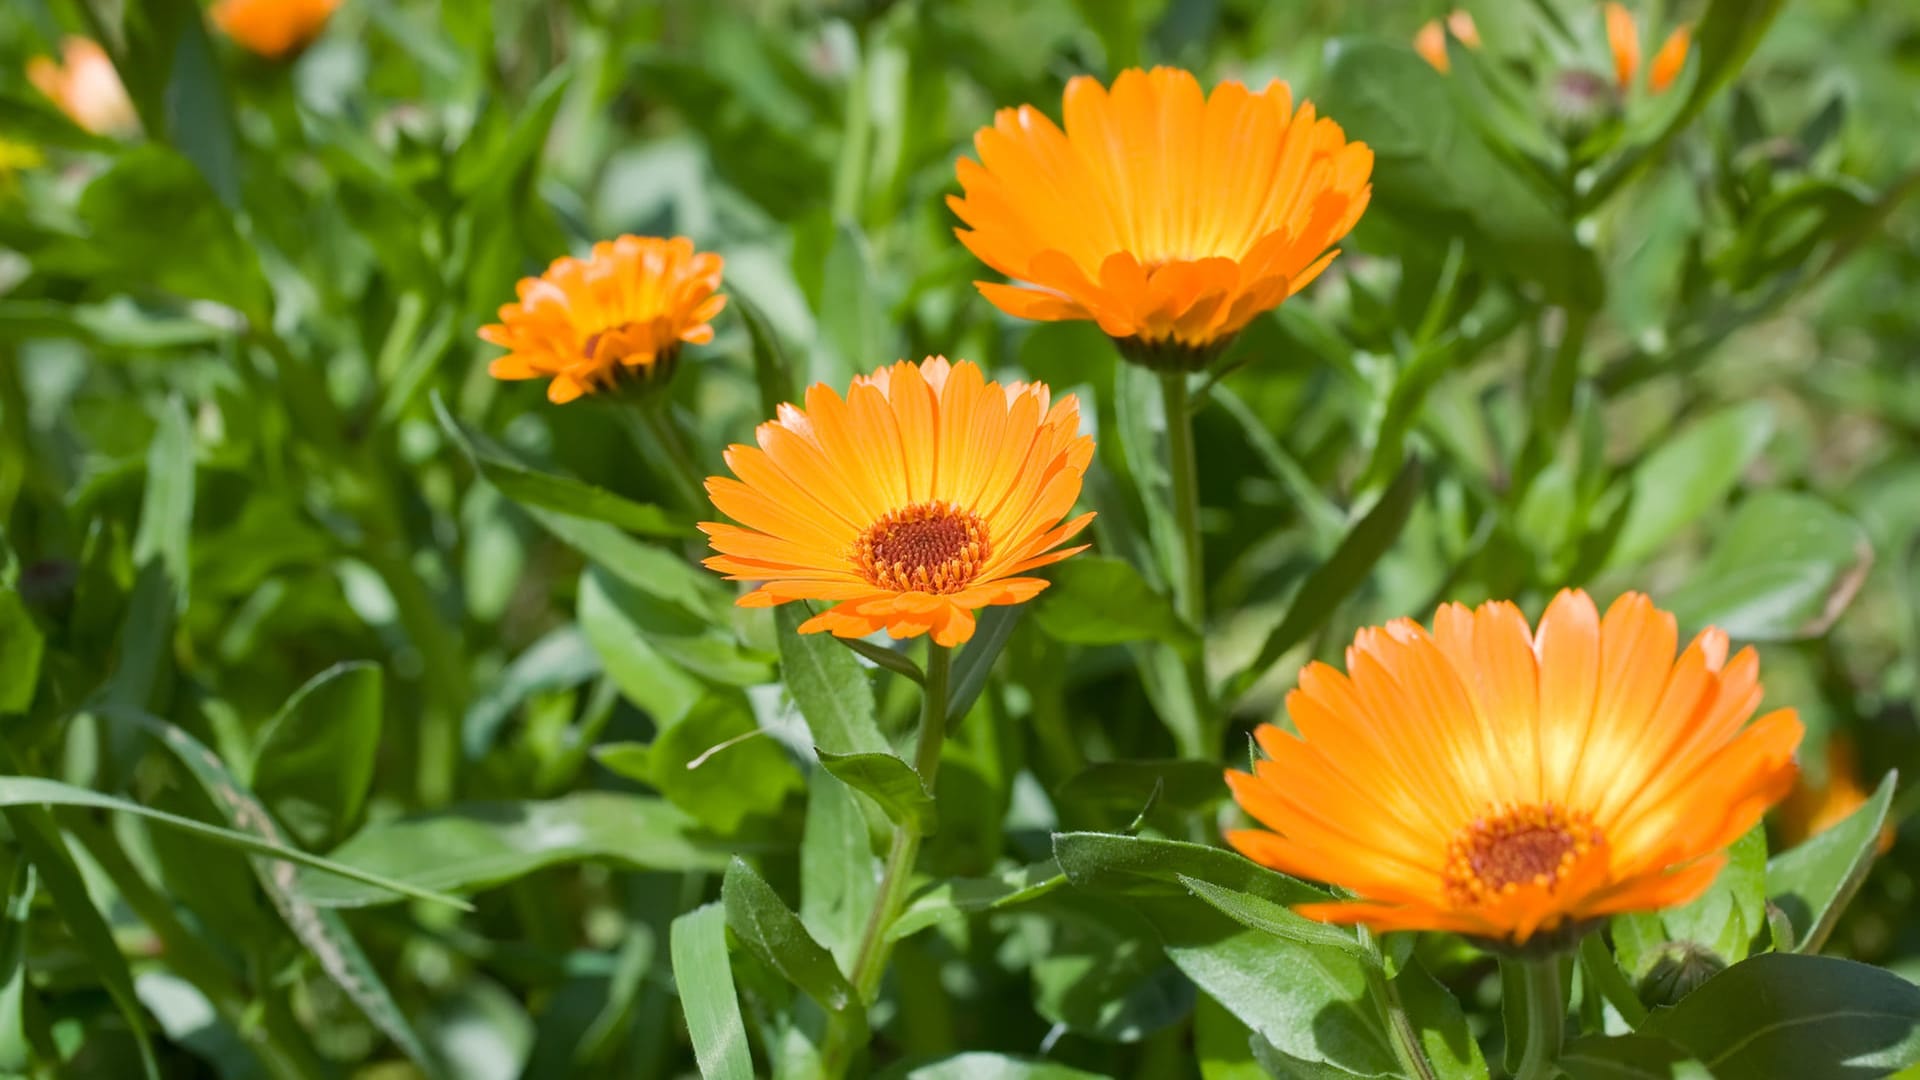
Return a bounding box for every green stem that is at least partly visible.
[1513,306,1592,498]
[1159,372,1205,630]
[822,644,952,1078]
[831,23,873,223]
[627,398,707,514]
[1512,957,1567,1080]
[1356,928,1438,1080]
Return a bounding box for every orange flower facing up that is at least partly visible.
[1227,590,1803,948]
[951,67,1372,370]
[1604,3,1690,94]
[1415,11,1482,73]
[27,38,137,137]
[702,357,1094,647]
[211,0,340,60]
[480,236,726,405]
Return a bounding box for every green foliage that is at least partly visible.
[3,0,1919,1076]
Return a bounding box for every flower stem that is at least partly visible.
[1356,928,1439,1080]
[625,398,707,513]
[1512,956,1567,1080]
[822,643,952,1077]
[1159,371,1205,630]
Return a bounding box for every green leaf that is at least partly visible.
[1057,759,1230,818]
[736,293,800,416]
[1194,992,1270,1080]
[433,394,692,538]
[154,0,239,207]
[0,589,43,715]
[297,792,727,908]
[0,299,226,352]
[580,565,773,688]
[1605,402,1774,571]
[776,605,887,756]
[252,662,383,849]
[1319,38,1601,307]
[138,717,447,1078]
[1031,556,1197,651]
[1052,832,1329,906]
[462,626,601,759]
[1230,458,1423,699]
[1174,876,1371,963]
[816,749,936,833]
[0,855,30,1072]
[948,605,1023,727]
[531,505,728,622]
[670,903,754,1080]
[814,222,887,387]
[889,860,1065,941]
[885,1053,1106,1079]
[451,66,571,198]
[1640,953,1920,1077]
[722,858,859,1015]
[1392,959,1488,1080]
[577,569,705,726]
[1767,770,1896,953]
[1665,491,1872,642]
[1029,898,1193,1042]
[803,773,881,965]
[1657,825,1767,964]
[132,395,195,615]
[598,695,804,833]
[0,772,465,909]
[1559,1034,1709,1080]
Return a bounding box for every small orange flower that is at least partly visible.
[211,0,340,60]
[1776,738,1893,854]
[1227,590,1803,947]
[1415,11,1481,73]
[702,357,1094,647]
[1604,3,1689,94]
[479,236,726,405]
[950,67,1372,369]
[27,38,137,137]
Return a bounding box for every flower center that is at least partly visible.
[852,501,991,594]
[1444,804,1602,905]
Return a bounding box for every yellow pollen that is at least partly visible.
[1444,804,1602,905]
[852,501,991,595]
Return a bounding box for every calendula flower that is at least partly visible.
[1604,3,1690,94]
[1415,11,1481,73]
[27,38,137,137]
[1776,737,1893,854]
[702,357,1094,647]
[1227,590,1803,948]
[950,67,1372,371]
[479,236,726,405]
[211,0,340,60]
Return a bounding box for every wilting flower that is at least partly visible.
[702,357,1094,647]
[1415,11,1481,72]
[27,38,137,137]
[211,0,340,60]
[480,236,726,405]
[950,67,1372,370]
[1227,590,1802,948]
[1776,737,1894,854]
[1604,3,1690,94]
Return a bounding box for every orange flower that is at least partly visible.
[1415,11,1481,73]
[27,38,137,137]
[1604,3,1689,94]
[702,357,1094,648]
[1776,738,1893,854]
[1226,590,1803,947]
[211,0,339,60]
[479,236,726,405]
[950,67,1372,369]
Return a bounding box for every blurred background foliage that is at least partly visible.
[2,0,1920,1076]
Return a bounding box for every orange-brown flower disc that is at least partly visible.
[479,235,726,405]
[701,357,1095,648]
[949,66,1373,366]
[1225,590,1804,947]
[211,0,339,60]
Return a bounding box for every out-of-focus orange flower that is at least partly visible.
[1226,590,1803,948]
[702,357,1095,648]
[479,236,726,405]
[1604,3,1689,94]
[1415,11,1481,73]
[1776,738,1894,854]
[950,67,1372,370]
[211,0,340,60]
[27,38,137,137]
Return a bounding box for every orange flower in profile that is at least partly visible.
[950,67,1372,370]
[27,38,137,137]
[1603,3,1689,94]
[1776,738,1893,854]
[479,236,725,405]
[211,0,340,60]
[1415,11,1481,73]
[702,357,1094,647]
[1226,590,1803,948]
